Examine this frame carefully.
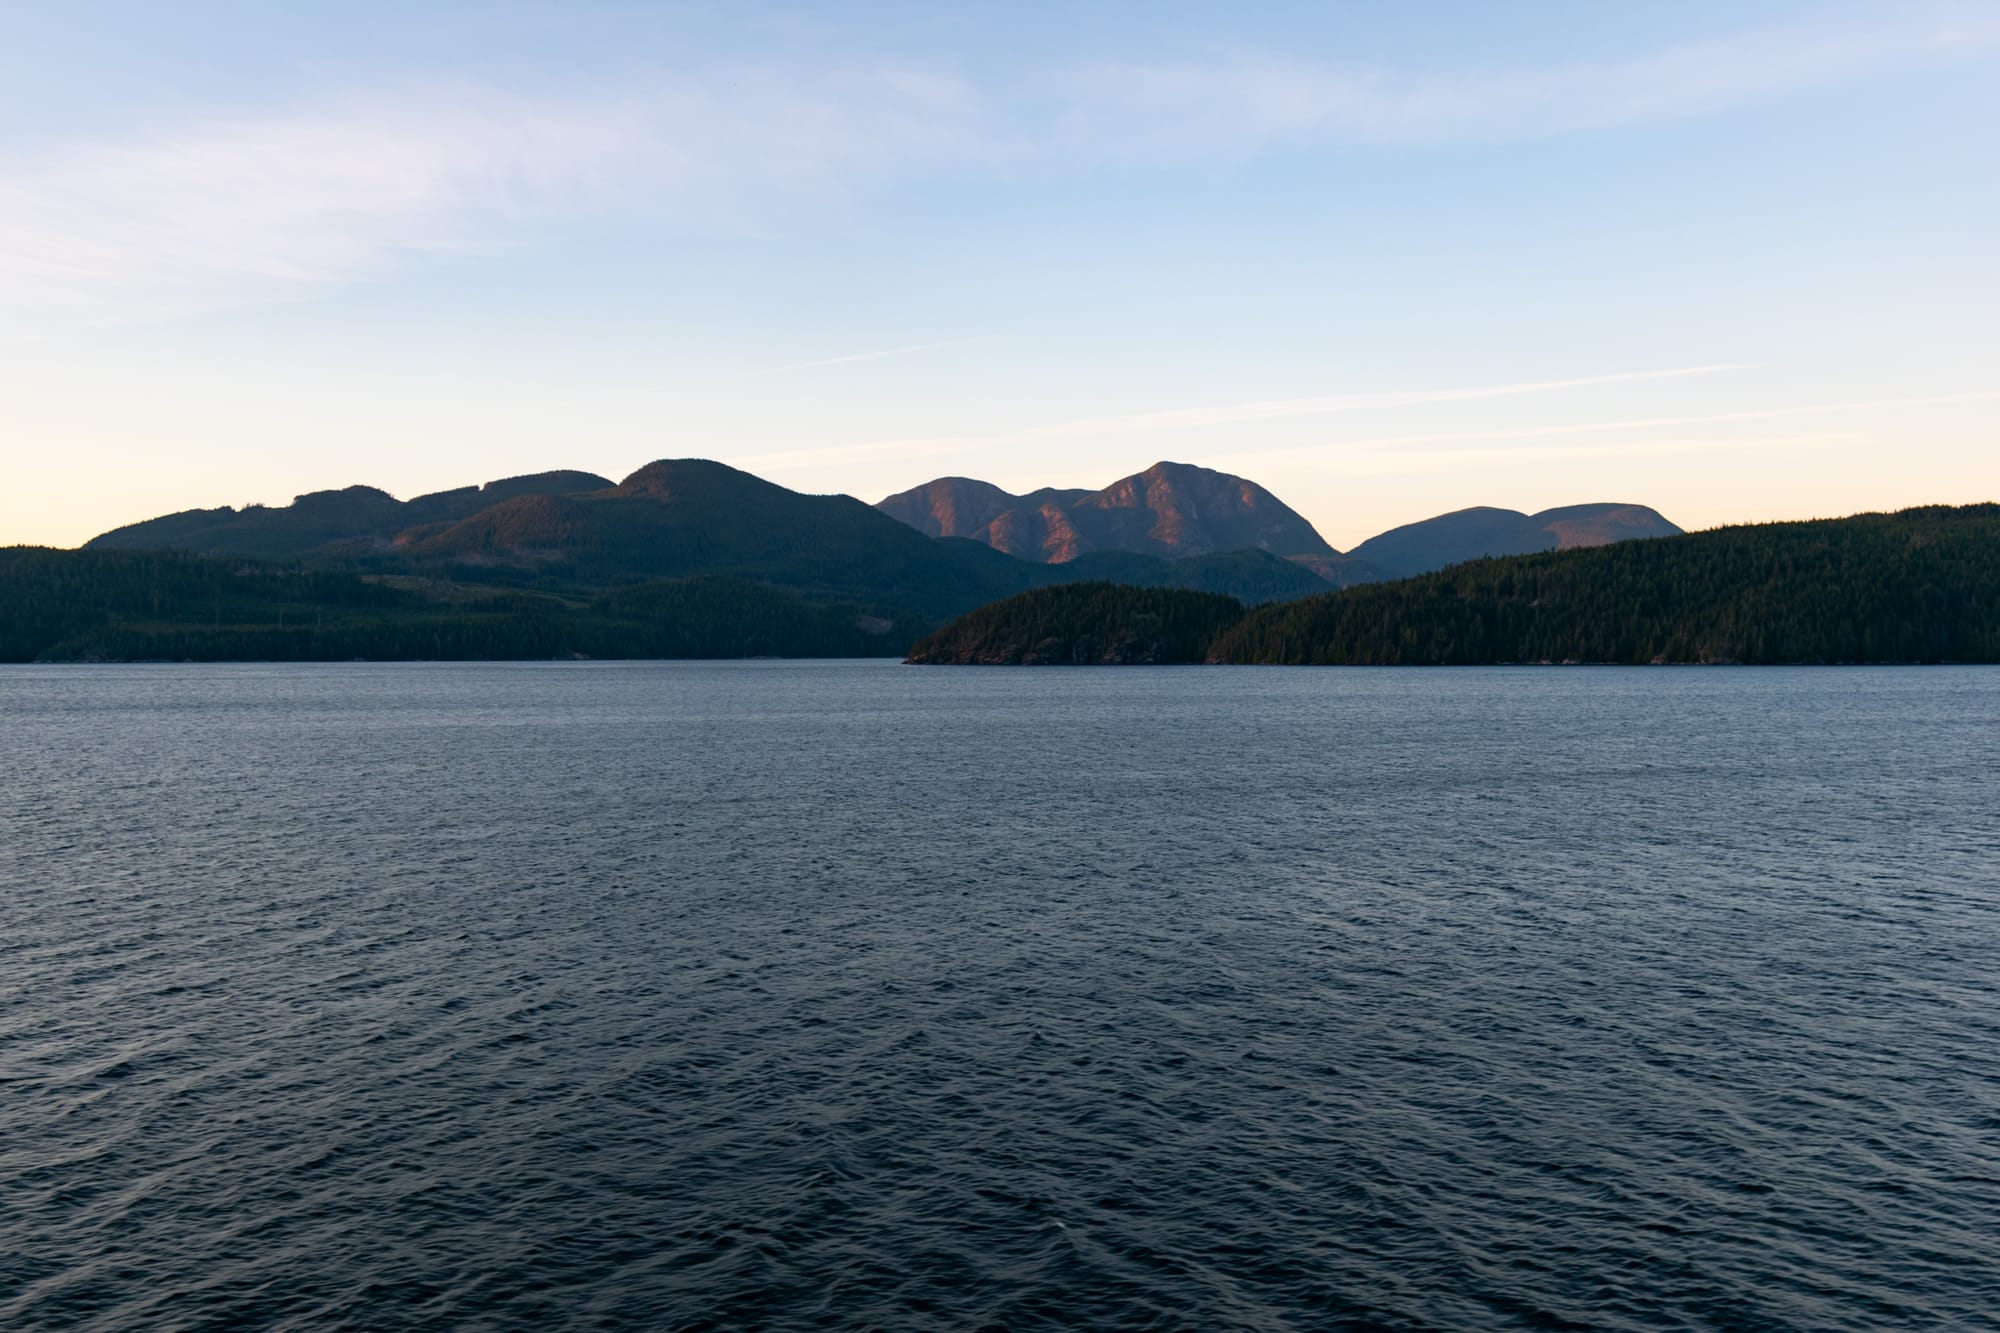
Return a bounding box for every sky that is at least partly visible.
[1,1,1996,550]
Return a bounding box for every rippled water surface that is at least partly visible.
[2,662,1997,1331]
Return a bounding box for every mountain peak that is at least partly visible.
[1530,503,1681,549]
[878,461,1335,562]
[616,458,788,502]
[1350,503,1683,578]
[876,476,1020,539]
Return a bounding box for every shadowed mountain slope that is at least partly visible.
[875,477,1041,542]
[398,459,1023,617]
[86,470,616,560]
[0,546,921,663]
[85,458,1344,617]
[878,461,1336,562]
[86,459,1017,617]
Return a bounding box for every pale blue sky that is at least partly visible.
[2,1,1995,548]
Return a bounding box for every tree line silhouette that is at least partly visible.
[0,548,911,662]
[1210,505,1999,664]
[907,506,2000,665]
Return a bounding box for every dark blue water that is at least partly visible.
[2,662,1996,1331]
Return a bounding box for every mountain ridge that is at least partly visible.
[1348,503,1682,579]
[89,457,1682,592]
[87,470,618,560]
[879,462,1679,578]
[878,461,1336,563]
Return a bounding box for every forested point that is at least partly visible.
[1208,504,2000,665]
[905,583,1246,664]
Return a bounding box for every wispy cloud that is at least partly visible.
[1320,431,1859,478]
[1048,7,2000,149]
[0,68,979,333]
[1032,366,1744,439]
[1,7,1993,332]
[725,364,1752,476]
[763,336,986,375]
[1208,386,2000,464]
[731,381,2000,491]
[0,88,619,329]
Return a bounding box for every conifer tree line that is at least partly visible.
[0,549,913,662]
[910,506,2000,665]
[905,583,1245,664]
[1210,505,1999,664]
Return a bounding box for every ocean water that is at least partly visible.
[1,661,1996,1332]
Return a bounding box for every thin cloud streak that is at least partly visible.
[763,336,986,375]
[0,69,980,334]
[1215,389,2000,463]
[747,385,1988,491]
[1052,8,2000,149]
[724,365,1754,475]
[1326,432,1858,477]
[1033,366,1746,440]
[1,8,1995,332]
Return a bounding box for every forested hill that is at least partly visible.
[906,584,1243,665]
[0,548,919,662]
[0,543,1317,663]
[1209,504,2000,665]
[908,505,2000,666]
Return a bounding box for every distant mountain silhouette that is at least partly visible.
[70,456,1687,657]
[388,459,1031,618]
[31,490,1989,663]
[880,466,1678,581]
[87,470,616,560]
[878,461,1337,562]
[75,459,1341,634]
[1347,504,1682,579]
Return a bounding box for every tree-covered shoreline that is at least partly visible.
[0,549,914,663]
[909,505,2000,666]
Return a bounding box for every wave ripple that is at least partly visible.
[2,662,1996,1331]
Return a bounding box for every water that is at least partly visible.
[1,662,1996,1332]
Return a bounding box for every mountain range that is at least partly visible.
[1344,502,1684,579]
[82,460,1347,616]
[17,455,1987,666]
[12,457,1689,662]
[876,462,1337,563]
[876,462,1678,584]
[87,458,1680,607]
[90,470,620,561]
